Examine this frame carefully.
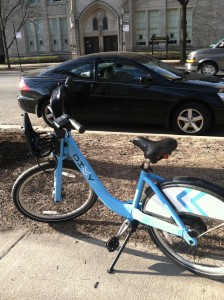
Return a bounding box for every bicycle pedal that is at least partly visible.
[105,236,119,252]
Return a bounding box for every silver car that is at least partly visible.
[185,37,224,76]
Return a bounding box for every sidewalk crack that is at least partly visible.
[0,231,30,261]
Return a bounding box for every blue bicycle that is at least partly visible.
[12,77,224,278]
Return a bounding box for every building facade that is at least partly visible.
[6,0,224,58]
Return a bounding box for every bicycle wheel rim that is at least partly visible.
[149,218,224,278]
[13,161,97,222]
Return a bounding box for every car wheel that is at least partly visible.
[41,100,55,127]
[172,102,211,135]
[199,62,218,76]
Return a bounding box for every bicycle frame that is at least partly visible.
[53,130,197,246]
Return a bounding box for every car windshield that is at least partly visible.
[209,36,224,48]
[137,56,183,81]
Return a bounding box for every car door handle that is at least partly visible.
[90,83,107,95]
[97,91,108,95]
[91,83,110,95]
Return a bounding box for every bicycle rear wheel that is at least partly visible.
[148,216,224,278]
[143,178,224,278]
[12,160,97,222]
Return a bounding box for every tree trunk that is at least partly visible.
[178,0,189,63]
[0,14,10,68]
[180,2,187,63]
[2,29,11,68]
[0,0,40,70]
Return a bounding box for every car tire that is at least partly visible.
[172,102,211,135]
[41,100,55,127]
[199,62,218,76]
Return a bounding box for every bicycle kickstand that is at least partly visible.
[106,220,139,273]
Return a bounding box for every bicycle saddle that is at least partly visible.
[133,136,177,164]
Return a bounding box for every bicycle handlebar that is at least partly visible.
[50,77,86,134]
[53,114,85,134]
[69,117,85,133]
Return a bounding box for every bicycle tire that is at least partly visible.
[12,160,97,222]
[144,179,224,278]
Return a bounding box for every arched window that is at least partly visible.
[103,17,108,30]
[93,17,98,30]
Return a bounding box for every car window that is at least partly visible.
[147,65,182,80]
[66,63,94,79]
[53,63,94,79]
[133,55,183,80]
[97,61,147,84]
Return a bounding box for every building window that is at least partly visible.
[186,8,192,44]
[27,0,40,4]
[93,18,98,31]
[135,11,146,46]
[26,20,45,52]
[103,17,108,30]
[167,9,178,44]
[47,0,64,4]
[36,20,45,51]
[60,18,69,50]
[148,10,159,43]
[26,22,35,52]
[49,17,69,51]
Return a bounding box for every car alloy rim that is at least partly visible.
[44,105,55,125]
[177,108,204,133]
[202,65,215,75]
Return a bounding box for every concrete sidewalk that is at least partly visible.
[0,229,223,300]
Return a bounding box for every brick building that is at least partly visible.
[4,0,224,58]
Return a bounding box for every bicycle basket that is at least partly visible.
[23,112,55,158]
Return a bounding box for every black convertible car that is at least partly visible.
[18,51,224,135]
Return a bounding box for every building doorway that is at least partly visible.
[104,36,118,52]
[79,2,120,55]
[84,35,118,54]
[84,37,99,54]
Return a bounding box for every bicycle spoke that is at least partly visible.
[12,162,97,222]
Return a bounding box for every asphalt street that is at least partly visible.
[0,68,223,137]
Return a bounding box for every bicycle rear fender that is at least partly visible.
[142,177,224,221]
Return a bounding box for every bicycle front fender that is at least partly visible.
[142,177,224,221]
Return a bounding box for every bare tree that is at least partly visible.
[177,0,189,63]
[0,0,39,68]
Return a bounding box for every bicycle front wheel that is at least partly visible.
[12,161,97,222]
[148,216,224,279]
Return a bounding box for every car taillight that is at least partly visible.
[19,78,30,91]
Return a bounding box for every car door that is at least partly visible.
[90,60,168,124]
[60,62,95,120]
[212,47,224,71]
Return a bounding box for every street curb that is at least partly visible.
[1,125,223,140]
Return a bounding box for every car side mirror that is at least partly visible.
[140,75,153,85]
